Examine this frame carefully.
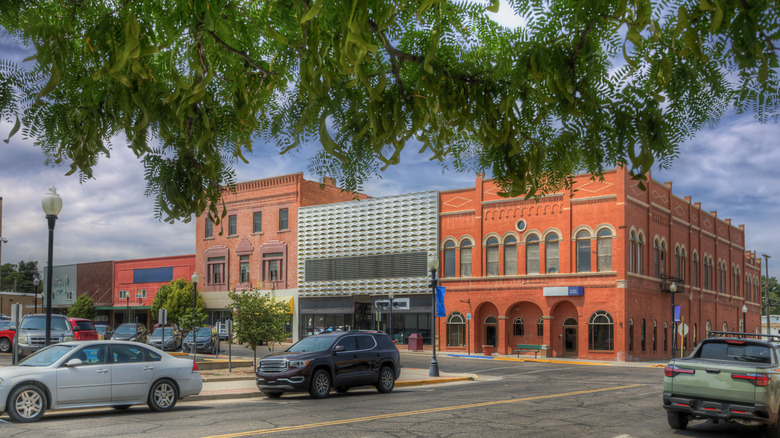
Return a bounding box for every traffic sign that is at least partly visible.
[677,323,689,336]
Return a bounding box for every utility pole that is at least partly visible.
[764,254,772,334]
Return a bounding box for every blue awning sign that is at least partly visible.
[543,286,584,297]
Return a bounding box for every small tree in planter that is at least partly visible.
[67,295,97,320]
[229,288,290,367]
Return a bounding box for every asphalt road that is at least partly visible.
[0,352,766,437]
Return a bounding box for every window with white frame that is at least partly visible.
[118,290,129,299]
[136,289,147,298]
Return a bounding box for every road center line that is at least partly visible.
[203,384,645,438]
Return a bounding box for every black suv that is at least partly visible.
[256,330,401,399]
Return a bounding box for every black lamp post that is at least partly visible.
[428,252,439,377]
[388,291,394,342]
[33,278,39,313]
[41,187,62,347]
[192,272,199,363]
[670,282,677,359]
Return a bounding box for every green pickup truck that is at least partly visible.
[663,332,780,437]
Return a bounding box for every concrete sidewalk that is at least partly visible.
[186,368,477,402]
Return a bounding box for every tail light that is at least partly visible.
[665,364,695,377]
[732,373,769,386]
[192,360,199,373]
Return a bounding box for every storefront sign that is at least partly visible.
[542,286,584,297]
[374,298,410,311]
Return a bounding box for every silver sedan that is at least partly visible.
[0,340,202,422]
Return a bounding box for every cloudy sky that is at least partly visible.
[1,4,778,282]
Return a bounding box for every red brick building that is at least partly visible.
[113,255,195,328]
[194,173,367,340]
[437,168,762,361]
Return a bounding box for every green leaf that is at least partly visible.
[300,0,323,23]
[3,116,20,143]
[486,0,499,13]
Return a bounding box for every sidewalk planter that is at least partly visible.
[482,345,493,356]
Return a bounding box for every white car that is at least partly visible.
[0,340,202,422]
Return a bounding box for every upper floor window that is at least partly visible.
[653,240,660,278]
[545,233,559,274]
[576,231,591,272]
[460,239,473,277]
[629,231,636,273]
[486,237,499,276]
[674,247,681,279]
[208,256,226,285]
[118,290,129,299]
[692,253,699,287]
[239,255,250,283]
[636,233,645,275]
[228,215,237,236]
[279,208,289,230]
[596,229,612,271]
[253,212,262,233]
[526,234,540,274]
[205,218,213,238]
[504,236,517,276]
[443,241,456,278]
[263,252,283,282]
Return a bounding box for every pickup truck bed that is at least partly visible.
[663,334,780,437]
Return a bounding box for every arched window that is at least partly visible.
[628,318,634,351]
[629,231,636,273]
[588,311,614,351]
[460,239,472,277]
[446,312,466,347]
[719,261,727,293]
[723,321,728,331]
[443,241,456,278]
[680,248,687,281]
[537,317,544,336]
[504,236,517,276]
[660,241,667,277]
[486,237,499,276]
[513,317,524,336]
[692,252,699,287]
[653,240,660,278]
[576,231,591,272]
[674,246,681,279]
[526,235,540,274]
[734,267,740,297]
[597,229,613,271]
[706,320,712,337]
[545,233,559,274]
[641,319,646,352]
[637,233,645,275]
[652,320,657,351]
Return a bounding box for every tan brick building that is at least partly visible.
[438,168,762,361]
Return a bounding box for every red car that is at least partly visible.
[66,317,99,341]
[0,320,15,353]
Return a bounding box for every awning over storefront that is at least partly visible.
[273,296,294,314]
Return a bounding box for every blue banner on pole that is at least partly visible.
[436,286,446,317]
[674,305,681,323]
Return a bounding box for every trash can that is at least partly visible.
[408,333,423,351]
[482,345,493,356]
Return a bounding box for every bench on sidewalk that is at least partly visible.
[514,343,543,358]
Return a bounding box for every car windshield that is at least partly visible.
[287,335,338,352]
[20,316,69,331]
[115,325,140,334]
[196,327,212,336]
[73,320,95,331]
[96,326,108,334]
[151,328,177,337]
[17,344,75,366]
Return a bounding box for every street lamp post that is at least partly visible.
[427,253,439,377]
[41,187,62,347]
[33,278,39,313]
[192,272,199,364]
[764,254,772,334]
[388,291,394,342]
[670,282,677,359]
[742,304,748,333]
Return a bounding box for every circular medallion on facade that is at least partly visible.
[516,219,527,232]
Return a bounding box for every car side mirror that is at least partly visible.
[8,327,15,331]
[66,358,83,367]
[333,345,346,353]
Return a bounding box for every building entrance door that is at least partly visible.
[563,318,577,357]
[354,302,373,330]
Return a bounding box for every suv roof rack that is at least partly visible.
[708,330,780,342]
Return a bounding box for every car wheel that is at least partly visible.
[0,337,11,353]
[7,384,46,423]
[263,391,283,399]
[336,387,349,394]
[666,411,688,430]
[148,379,178,412]
[112,405,133,410]
[376,366,395,393]
[309,369,331,399]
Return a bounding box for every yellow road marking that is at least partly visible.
[203,384,645,437]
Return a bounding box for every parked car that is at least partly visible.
[147,325,183,351]
[0,320,16,353]
[66,317,99,341]
[15,314,76,359]
[182,326,219,354]
[256,330,400,399]
[95,324,114,340]
[112,323,148,343]
[0,340,202,422]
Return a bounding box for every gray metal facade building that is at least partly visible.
[297,191,438,342]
